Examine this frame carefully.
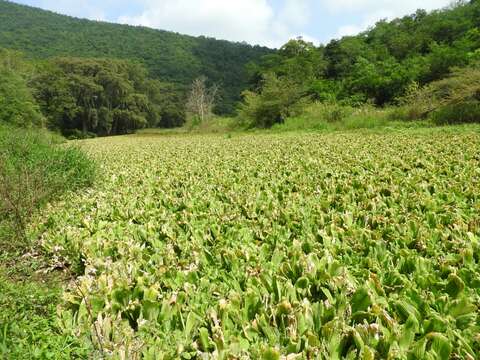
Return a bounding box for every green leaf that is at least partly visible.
[399,315,419,350]
[295,276,309,290]
[351,287,372,314]
[198,327,211,352]
[445,274,465,298]
[429,333,452,360]
[262,348,280,360]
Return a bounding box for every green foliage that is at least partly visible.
[146,81,186,128]
[400,64,480,124]
[238,73,307,128]
[345,56,427,105]
[0,0,271,115]
[251,38,326,85]
[0,49,43,127]
[0,258,90,359]
[271,102,401,132]
[2,0,479,128]
[431,101,480,125]
[33,128,480,358]
[0,125,95,243]
[248,1,480,111]
[31,57,159,136]
[1,48,172,135]
[185,116,237,133]
[333,1,480,103]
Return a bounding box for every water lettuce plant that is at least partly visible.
[33,129,480,359]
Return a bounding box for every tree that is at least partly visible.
[0,49,43,127]
[186,77,219,123]
[0,1,272,117]
[238,73,306,128]
[31,57,161,136]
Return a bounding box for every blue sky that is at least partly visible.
[13,0,452,47]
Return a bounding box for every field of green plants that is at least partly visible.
[32,128,480,359]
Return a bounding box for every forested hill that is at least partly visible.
[0,0,271,113]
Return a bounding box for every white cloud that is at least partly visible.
[324,0,453,39]
[335,9,393,38]
[323,0,452,14]
[278,0,311,28]
[118,0,315,48]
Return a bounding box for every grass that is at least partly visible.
[0,240,90,358]
[270,102,433,133]
[138,103,436,136]
[31,125,480,358]
[0,125,96,246]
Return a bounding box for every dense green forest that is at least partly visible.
[0,0,271,116]
[0,49,171,135]
[241,0,480,127]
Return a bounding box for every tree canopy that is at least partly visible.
[241,0,480,127]
[1,0,479,131]
[249,1,480,107]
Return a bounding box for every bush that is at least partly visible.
[398,64,480,123]
[431,101,480,124]
[0,68,44,128]
[0,125,95,245]
[237,73,308,128]
[63,129,97,140]
[186,116,238,133]
[309,102,354,123]
[271,102,392,132]
[387,105,425,121]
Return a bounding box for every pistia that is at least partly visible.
[34,130,480,359]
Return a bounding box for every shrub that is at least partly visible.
[237,73,308,128]
[63,129,97,140]
[390,82,431,121]
[272,102,392,132]
[186,116,238,133]
[398,64,480,123]
[310,102,354,123]
[0,125,95,246]
[431,101,480,124]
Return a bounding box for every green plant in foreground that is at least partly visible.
[32,128,480,358]
[0,252,91,359]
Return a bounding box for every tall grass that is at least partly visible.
[271,102,385,131]
[184,116,239,133]
[270,102,429,132]
[0,125,95,246]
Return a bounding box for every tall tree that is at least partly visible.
[0,49,43,127]
[186,77,219,123]
[32,57,160,136]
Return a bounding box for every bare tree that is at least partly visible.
[186,76,219,123]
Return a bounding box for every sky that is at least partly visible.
[13,0,454,48]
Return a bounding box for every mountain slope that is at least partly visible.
[0,0,272,113]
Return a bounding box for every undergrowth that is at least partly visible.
[0,125,95,246]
